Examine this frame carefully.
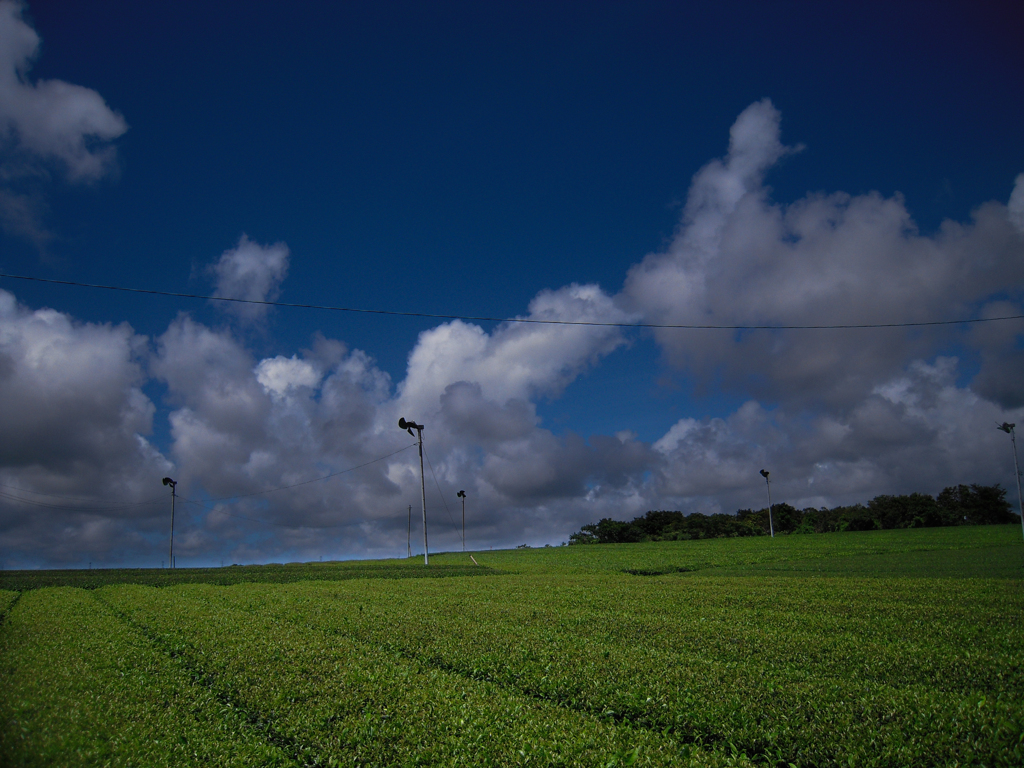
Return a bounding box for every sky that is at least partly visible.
[1,0,1023,569]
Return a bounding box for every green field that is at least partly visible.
[2,526,1022,766]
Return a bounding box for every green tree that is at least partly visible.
[937,484,1015,525]
[867,493,944,529]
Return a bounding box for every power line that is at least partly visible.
[0,487,164,513]
[0,489,118,512]
[0,482,164,506]
[2,271,1021,330]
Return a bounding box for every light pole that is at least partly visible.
[162,477,177,568]
[760,469,774,538]
[997,423,1024,541]
[457,490,466,551]
[399,418,428,564]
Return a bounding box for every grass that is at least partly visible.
[1,524,1021,766]
[702,542,1024,578]
[429,522,1022,576]
[2,525,1016,592]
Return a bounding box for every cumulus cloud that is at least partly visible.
[0,0,127,180]
[439,381,538,443]
[208,234,290,323]
[623,99,1024,410]
[0,0,126,250]
[122,278,645,562]
[151,315,271,468]
[0,289,170,567]
[370,281,655,546]
[653,359,1024,515]
[968,300,1024,408]
[399,282,632,415]
[147,315,407,561]
[622,99,1024,517]
[256,355,323,400]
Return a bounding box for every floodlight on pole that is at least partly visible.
[399,417,429,564]
[997,423,1024,541]
[759,469,774,538]
[162,477,177,568]
[457,490,466,551]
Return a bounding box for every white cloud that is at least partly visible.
[151,314,270,444]
[0,290,155,470]
[256,355,323,400]
[132,277,647,562]
[623,99,1024,409]
[209,234,290,322]
[634,101,1023,514]
[399,282,632,417]
[0,0,127,181]
[148,315,406,562]
[0,289,170,566]
[653,358,1024,514]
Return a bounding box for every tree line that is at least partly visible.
[568,484,1019,544]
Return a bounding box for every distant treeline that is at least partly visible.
[568,484,1019,544]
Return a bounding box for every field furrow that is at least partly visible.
[0,589,19,622]
[217,574,1024,767]
[0,587,298,767]
[100,583,746,767]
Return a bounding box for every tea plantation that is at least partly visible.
[2,525,1022,766]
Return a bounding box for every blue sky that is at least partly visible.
[1,0,1022,568]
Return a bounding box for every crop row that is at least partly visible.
[0,587,298,767]
[228,573,1024,696]
[0,589,18,619]
[217,573,1024,767]
[99,583,752,767]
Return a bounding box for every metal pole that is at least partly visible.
[163,477,177,569]
[998,423,1024,541]
[1011,427,1024,541]
[761,468,774,540]
[457,490,466,551]
[169,485,176,568]
[408,504,412,558]
[417,427,428,565]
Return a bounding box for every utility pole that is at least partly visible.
[457,490,466,551]
[997,423,1024,541]
[399,418,428,564]
[162,477,177,568]
[760,469,774,538]
[407,504,412,558]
